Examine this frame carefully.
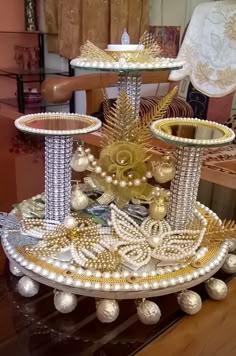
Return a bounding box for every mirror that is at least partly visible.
[24,117,94,131]
[161,123,224,140]
[150,118,234,147]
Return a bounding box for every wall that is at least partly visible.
[150,0,214,37]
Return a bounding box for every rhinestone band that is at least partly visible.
[45,136,73,222]
[167,146,203,229]
[118,72,142,118]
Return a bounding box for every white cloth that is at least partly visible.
[169,1,236,97]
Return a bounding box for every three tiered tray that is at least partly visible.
[1,36,236,324]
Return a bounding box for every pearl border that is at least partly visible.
[15,112,102,136]
[150,117,235,147]
[1,203,228,293]
[70,57,184,71]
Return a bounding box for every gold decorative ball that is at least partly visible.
[152,162,176,184]
[149,201,167,221]
[96,299,119,323]
[137,300,161,325]
[177,290,202,315]
[222,254,236,274]
[205,278,228,300]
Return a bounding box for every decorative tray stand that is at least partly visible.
[1,37,236,325]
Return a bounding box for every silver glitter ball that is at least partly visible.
[205,278,228,300]
[228,239,236,253]
[137,300,161,325]
[222,253,236,274]
[9,261,24,277]
[96,299,119,323]
[17,276,40,297]
[54,291,78,314]
[177,290,202,315]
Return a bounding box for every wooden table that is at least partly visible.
[139,277,236,356]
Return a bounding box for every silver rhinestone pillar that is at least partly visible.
[45,136,73,222]
[167,146,203,230]
[118,72,142,118]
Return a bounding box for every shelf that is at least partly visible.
[0,97,69,109]
[0,30,56,35]
[0,67,69,76]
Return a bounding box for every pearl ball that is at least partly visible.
[17,276,40,297]
[177,290,202,315]
[64,216,78,229]
[94,166,102,174]
[222,254,236,274]
[88,154,94,162]
[9,261,24,277]
[96,299,119,323]
[205,278,228,300]
[148,234,163,248]
[137,300,161,325]
[228,239,236,253]
[54,291,78,313]
[105,176,112,184]
[119,180,127,188]
[133,179,141,186]
[146,171,153,179]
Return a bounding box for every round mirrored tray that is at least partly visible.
[150,118,235,147]
[1,203,229,300]
[15,113,102,136]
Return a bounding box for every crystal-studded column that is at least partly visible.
[118,72,142,118]
[167,146,203,230]
[45,136,73,222]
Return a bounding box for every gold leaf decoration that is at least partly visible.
[201,219,236,246]
[139,31,162,58]
[80,40,115,62]
[137,86,178,145]
[101,91,139,147]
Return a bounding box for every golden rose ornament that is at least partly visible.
[92,141,153,207]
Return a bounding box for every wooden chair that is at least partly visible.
[42,71,175,115]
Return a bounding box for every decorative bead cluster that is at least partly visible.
[91,158,153,188]
[20,218,60,239]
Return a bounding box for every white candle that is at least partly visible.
[107,44,144,51]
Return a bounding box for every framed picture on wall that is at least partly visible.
[149,26,181,58]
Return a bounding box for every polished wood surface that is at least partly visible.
[138,277,236,356]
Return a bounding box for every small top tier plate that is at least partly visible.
[15,112,102,136]
[150,118,235,147]
[70,57,184,72]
